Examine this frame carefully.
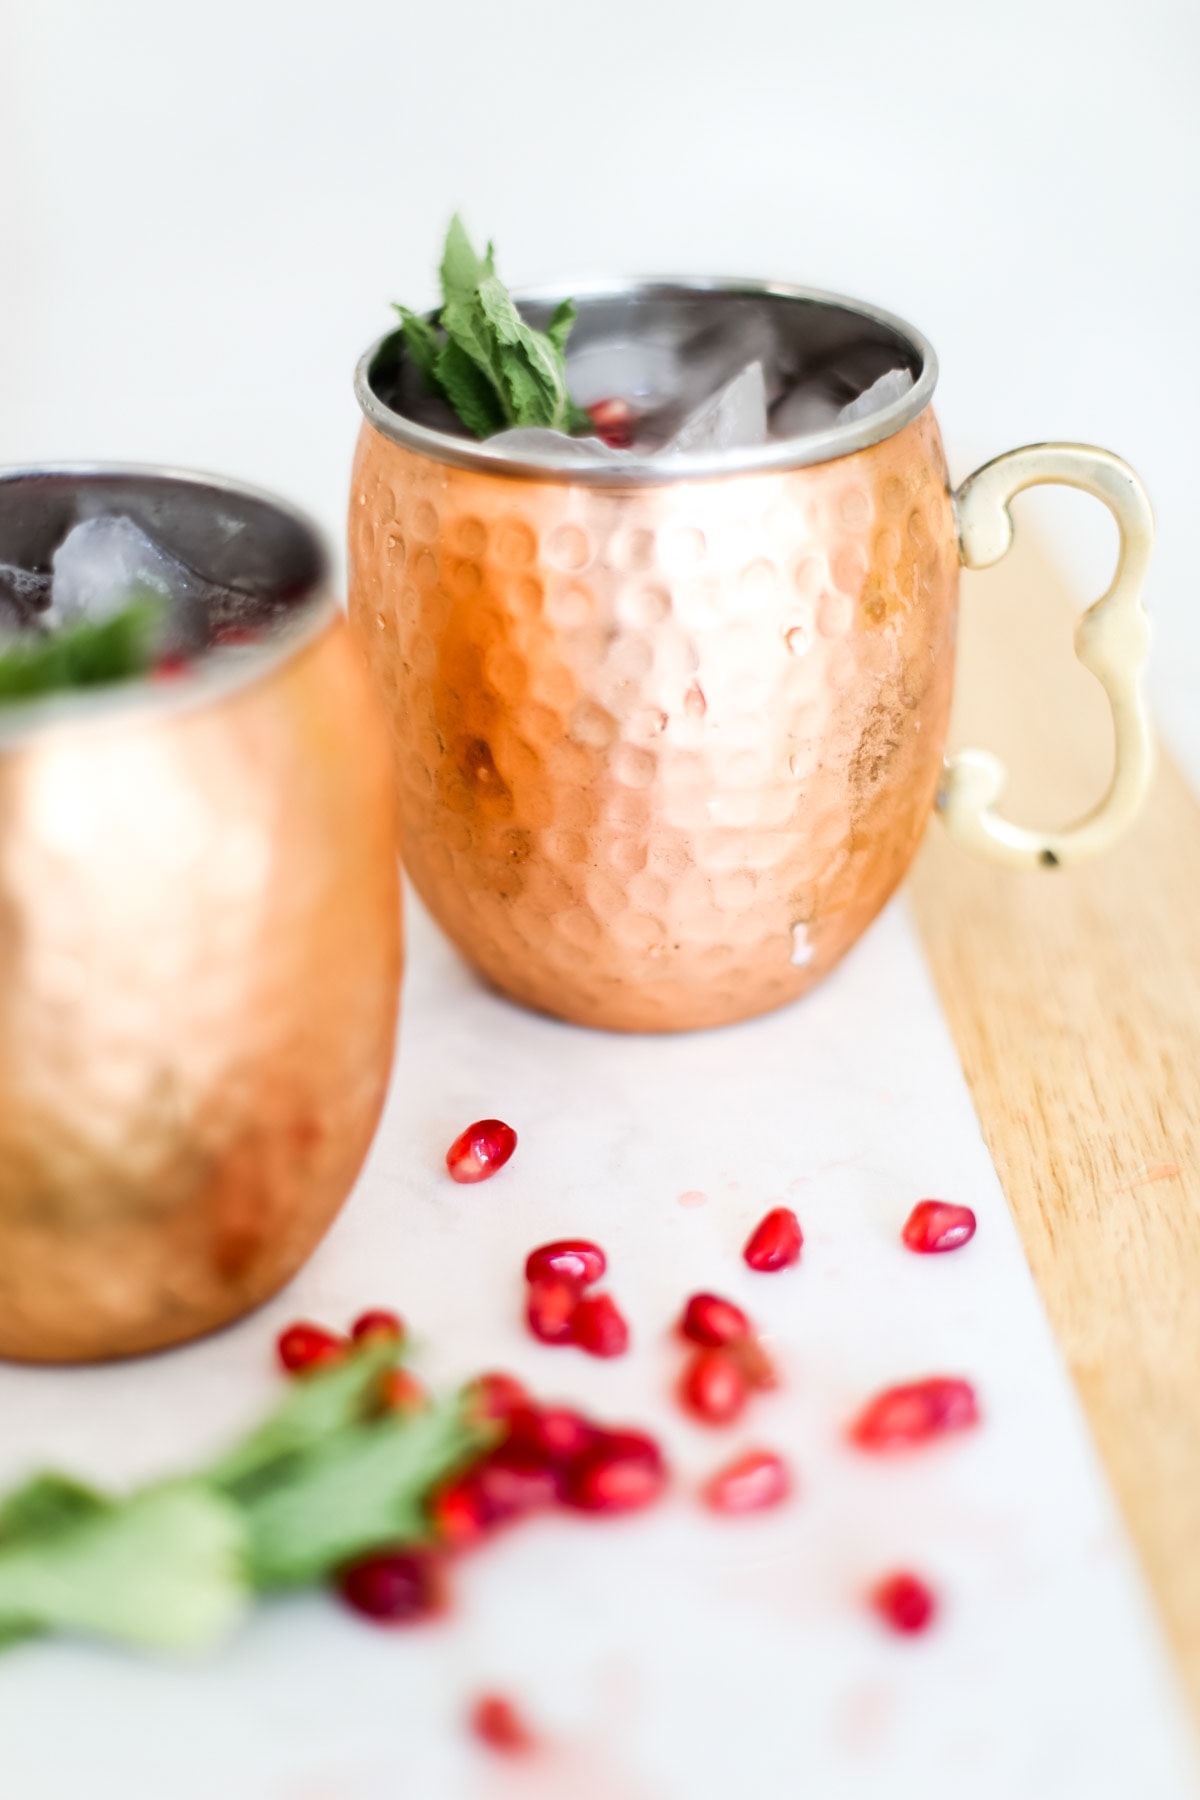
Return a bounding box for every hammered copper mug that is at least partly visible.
[0,467,401,1361]
[348,280,1152,1033]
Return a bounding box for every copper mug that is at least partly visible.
[348,279,1152,1033]
[0,468,401,1361]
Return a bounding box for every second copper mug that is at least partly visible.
[348,280,1153,1032]
[0,467,401,1360]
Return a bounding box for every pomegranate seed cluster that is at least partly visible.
[278,1169,979,1665]
[522,1237,630,1358]
[674,1289,780,1439]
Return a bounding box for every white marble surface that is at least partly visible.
[0,898,1194,1799]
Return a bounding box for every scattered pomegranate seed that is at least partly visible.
[463,1371,531,1424]
[351,1307,405,1344]
[730,1335,780,1391]
[850,1376,980,1449]
[475,1446,560,1521]
[152,651,189,681]
[338,1550,442,1624]
[679,1291,751,1347]
[429,1471,495,1549]
[524,1238,607,1288]
[507,1404,596,1471]
[526,1277,579,1345]
[743,1207,803,1272]
[445,1118,518,1184]
[469,1692,537,1755]
[276,1320,347,1375]
[563,1429,667,1513]
[210,623,258,647]
[902,1200,977,1254]
[379,1368,428,1414]
[679,1347,748,1424]
[571,1292,630,1359]
[587,397,636,449]
[870,1570,938,1635]
[703,1448,792,1514]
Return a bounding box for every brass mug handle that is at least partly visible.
[938,442,1154,868]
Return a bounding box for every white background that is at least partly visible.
[1,0,1197,771]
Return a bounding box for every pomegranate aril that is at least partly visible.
[743,1206,803,1272]
[850,1376,979,1449]
[350,1307,405,1343]
[902,1200,977,1254]
[476,1446,559,1519]
[679,1291,750,1347]
[870,1570,937,1634]
[152,651,189,681]
[571,1292,629,1359]
[703,1448,791,1515]
[506,1404,595,1470]
[679,1347,748,1425]
[524,1238,607,1288]
[526,1277,579,1345]
[210,624,258,647]
[587,397,635,448]
[564,1429,666,1513]
[276,1320,347,1375]
[429,1472,496,1549]
[470,1692,537,1755]
[446,1118,517,1184]
[338,1550,442,1625]
[379,1368,428,1414]
[463,1371,531,1424]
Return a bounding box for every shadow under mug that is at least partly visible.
[348,279,1152,1034]
[0,467,401,1361]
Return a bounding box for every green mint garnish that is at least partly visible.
[0,1340,491,1655]
[392,215,593,438]
[0,592,161,704]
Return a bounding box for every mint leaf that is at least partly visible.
[393,306,442,388]
[500,351,556,426]
[439,293,510,398]
[0,1343,496,1657]
[238,1401,487,1589]
[388,218,589,439]
[0,1474,109,1543]
[546,297,577,356]
[439,214,489,308]
[477,278,581,432]
[0,594,161,704]
[0,1483,248,1653]
[209,1338,401,1496]
[435,340,508,438]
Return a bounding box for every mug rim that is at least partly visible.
[354,275,939,487]
[0,461,336,751]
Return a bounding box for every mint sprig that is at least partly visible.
[0,592,161,704]
[393,215,593,438]
[0,1341,490,1655]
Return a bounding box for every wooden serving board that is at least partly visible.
[908,524,1200,1716]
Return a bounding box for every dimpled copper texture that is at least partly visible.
[0,620,401,1361]
[348,408,955,1032]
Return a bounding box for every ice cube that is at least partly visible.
[769,379,846,440]
[48,515,205,628]
[837,367,914,424]
[662,361,769,456]
[484,428,636,466]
